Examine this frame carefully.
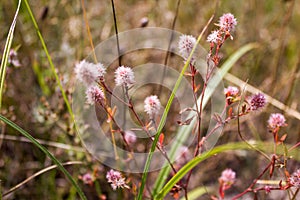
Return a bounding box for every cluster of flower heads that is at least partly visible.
[207,13,237,44]
[106,169,129,190]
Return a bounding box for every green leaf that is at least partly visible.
[0,115,87,200]
[152,43,259,195]
[0,0,21,109]
[179,186,212,200]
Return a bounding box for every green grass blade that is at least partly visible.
[136,24,209,200]
[0,0,21,109]
[179,186,212,200]
[23,0,75,126]
[152,43,259,195]
[0,115,87,200]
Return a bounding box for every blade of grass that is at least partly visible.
[155,140,299,199]
[0,0,21,109]
[152,43,259,195]
[3,161,83,197]
[136,15,214,200]
[0,115,87,200]
[179,186,212,200]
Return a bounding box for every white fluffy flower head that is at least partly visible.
[85,85,105,105]
[114,66,135,86]
[144,95,161,118]
[178,34,197,61]
[75,60,106,86]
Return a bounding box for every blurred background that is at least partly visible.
[0,0,299,199]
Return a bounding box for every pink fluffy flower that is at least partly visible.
[267,113,287,129]
[144,95,161,118]
[114,66,135,86]
[178,34,197,61]
[219,168,236,187]
[75,60,106,86]
[106,169,129,190]
[124,130,137,145]
[207,30,222,44]
[218,13,237,32]
[86,85,105,105]
[289,169,300,188]
[224,86,239,97]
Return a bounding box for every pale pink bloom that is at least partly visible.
[75,60,106,86]
[250,93,266,111]
[144,95,161,118]
[8,49,21,67]
[219,168,236,186]
[106,169,129,190]
[224,86,239,97]
[86,85,105,105]
[207,30,222,44]
[124,130,137,145]
[268,113,287,129]
[178,34,197,61]
[289,169,300,188]
[218,13,237,32]
[114,66,135,86]
[81,173,93,185]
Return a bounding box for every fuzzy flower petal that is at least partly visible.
[268,113,287,129]
[250,93,266,111]
[106,169,129,190]
[218,13,237,32]
[178,34,197,61]
[114,66,135,86]
[224,86,239,97]
[86,85,105,105]
[207,30,222,44]
[219,168,236,187]
[124,130,137,145]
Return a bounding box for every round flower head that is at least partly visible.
[86,85,105,105]
[75,60,106,86]
[218,13,237,32]
[224,86,239,97]
[289,169,300,188]
[144,95,161,118]
[250,93,266,111]
[106,169,129,190]
[124,130,137,145]
[178,34,197,61]
[268,113,287,130]
[81,173,93,185]
[114,66,135,86]
[207,30,222,44]
[219,168,236,187]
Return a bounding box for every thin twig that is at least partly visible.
[111,0,121,66]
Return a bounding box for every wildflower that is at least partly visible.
[124,130,137,145]
[178,34,197,61]
[144,95,161,118]
[8,49,21,67]
[75,60,106,86]
[219,168,236,187]
[218,13,237,32]
[106,169,129,190]
[268,113,287,129]
[289,169,300,188]
[86,85,105,105]
[80,172,94,185]
[250,93,266,111]
[224,86,239,97]
[114,66,135,86]
[207,30,222,44]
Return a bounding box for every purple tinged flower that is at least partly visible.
[144,95,161,118]
[114,66,135,86]
[250,93,266,111]
[289,169,300,188]
[81,173,93,185]
[219,168,236,186]
[224,86,239,97]
[106,169,129,190]
[124,130,137,145]
[218,13,237,32]
[86,85,105,105]
[267,113,287,129]
[178,34,197,61]
[207,30,222,44]
[75,60,106,86]
[8,49,21,67]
